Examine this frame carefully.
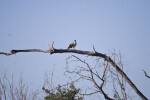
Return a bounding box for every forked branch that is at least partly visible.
[0,43,148,100]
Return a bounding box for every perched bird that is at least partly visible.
[68,40,77,49]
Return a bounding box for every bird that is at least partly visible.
[68,40,77,49]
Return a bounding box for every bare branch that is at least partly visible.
[0,71,41,100]
[0,49,50,56]
[68,55,114,100]
[0,42,56,56]
[80,91,100,96]
[142,69,150,79]
[0,47,148,100]
[93,45,96,53]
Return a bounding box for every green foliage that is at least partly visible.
[113,93,118,99]
[43,83,82,100]
[113,93,124,100]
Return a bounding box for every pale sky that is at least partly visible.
[0,0,150,99]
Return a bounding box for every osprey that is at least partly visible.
[68,40,77,49]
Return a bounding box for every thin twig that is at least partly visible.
[142,69,150,79]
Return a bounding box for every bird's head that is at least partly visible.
[74,40,76,42]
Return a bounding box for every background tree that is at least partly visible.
[1,0,150,99]
[0,71,40,100]
[0,45,148,100]
[64,51,128,100]
[42,83,82,100]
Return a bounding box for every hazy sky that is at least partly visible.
[0,0,150,99]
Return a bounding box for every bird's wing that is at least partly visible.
[68,42,74,48]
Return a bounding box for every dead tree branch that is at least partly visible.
[70,55,113,100]
[0,49,50,56]
[0,43,148,100]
